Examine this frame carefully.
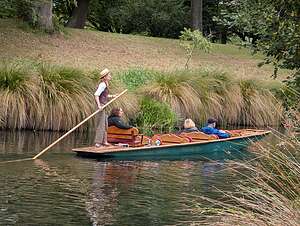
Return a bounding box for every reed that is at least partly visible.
[141,69,283,127]
[0,63,287,131]
[239,80,284,126]
[184,122,300,225]
[36,63,95,131]
[141,71,204,123]
[0,62,40,129]
[189,70,244,125]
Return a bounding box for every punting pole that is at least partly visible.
[32,89,128,160]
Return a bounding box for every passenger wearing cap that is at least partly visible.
[94,68,118,148]
[200,118,230,139]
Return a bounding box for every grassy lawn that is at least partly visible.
[0,19,288,80]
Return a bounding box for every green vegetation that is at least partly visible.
[185,123,300,225]
[179,28,212,69]
[0,62,287,133]
[215,0,300,85]
[134,97,177,136]
[116,68,156,91]
[0,18,288,80]
[141,70,283,127]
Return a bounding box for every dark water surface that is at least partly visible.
[0,130,269,226]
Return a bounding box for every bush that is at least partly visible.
[134,97,177,136]
[0,0,17,18]
[90,0,189,38]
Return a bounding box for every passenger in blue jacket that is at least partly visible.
[201,118,230,139]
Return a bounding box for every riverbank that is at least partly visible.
[0,62,284,132]
[0,19,290,133]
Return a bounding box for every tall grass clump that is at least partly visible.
[37,63,95,130]
[0,62,40,129]
[239,80,283,126]
[133,97,177,136]
[141,69,283,127]
[141,71,204,123]
[189,70,244,126]
[184,124,300,225]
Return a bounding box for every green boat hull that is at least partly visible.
[76,134,266,161]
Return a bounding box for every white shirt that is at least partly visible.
[94,82,107,96]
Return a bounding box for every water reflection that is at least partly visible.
[0,130,272,225]
[0,130,93,160]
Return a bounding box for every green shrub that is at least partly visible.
[134,97,177,136]
[89,0,189,38]
[0,0,17,18]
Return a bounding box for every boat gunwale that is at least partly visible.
[72,130,271,155]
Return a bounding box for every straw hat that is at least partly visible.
[100,68,110,78]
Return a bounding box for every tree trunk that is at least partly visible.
[35,0,53,32]
[21,0,53,32]
[220,29,227,44]
[191,0,203,32]
[67,0,90,29]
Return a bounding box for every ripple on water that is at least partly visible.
[0,130,251,225]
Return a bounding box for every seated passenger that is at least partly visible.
[108,108,133,129]
[201,118,230,139]
[181,118,200,133]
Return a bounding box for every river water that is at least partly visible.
[0,130,267,225]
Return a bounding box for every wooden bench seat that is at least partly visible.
[179,132,219,141]
[152,134,190,145]
[107,126,144,147]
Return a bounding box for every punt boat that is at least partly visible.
[72,129,271,160]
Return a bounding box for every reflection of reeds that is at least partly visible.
[184,127,300,225]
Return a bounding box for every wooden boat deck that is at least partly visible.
[72,130,271,155]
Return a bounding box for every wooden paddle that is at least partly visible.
[32,89,128,160]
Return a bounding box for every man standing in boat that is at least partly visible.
[94,68,117,148]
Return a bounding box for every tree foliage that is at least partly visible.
[88,0,189,38]
[215,0,300,79]
[179,28,212,69]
